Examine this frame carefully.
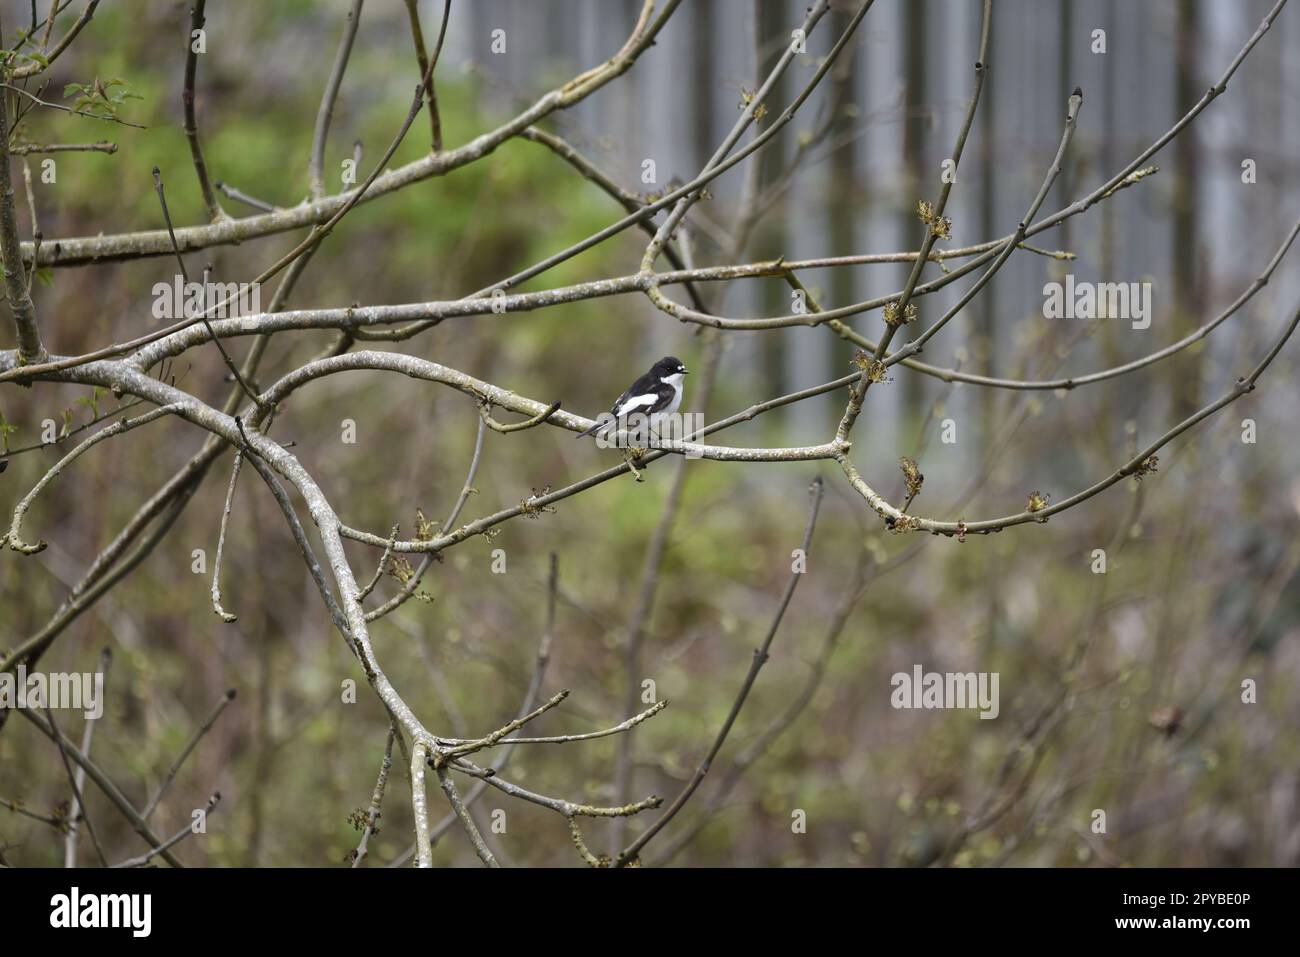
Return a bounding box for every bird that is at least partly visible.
[575,355,689,439]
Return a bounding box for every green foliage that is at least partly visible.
[71,386,105,421]
[0,407,18,453]
[0,48,50,71]
[63,77,143,120]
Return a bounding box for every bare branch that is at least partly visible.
[113,793,221,868]
[141,688,237,821]
[64,646,111,867]
[617,477,826,865]
[182,0,226,221]
[350,724,394,867]
[17,707,182,867]
[5,404,181,555]
[0,70,45,363]
[9,140,116,155]
[11,0,99,78]
[309,0,363,201]
[210,450,243,622]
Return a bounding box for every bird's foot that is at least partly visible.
[624,447,646,482]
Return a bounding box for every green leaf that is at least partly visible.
[0,409,18,454]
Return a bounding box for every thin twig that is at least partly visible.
[151,166,261,407]
[435,690,570,762]
[351,724,394,867]
[836,0,992,442]
[0,75,45,363]
[357,524,399,602]
[9,140,116,154]
[182,0,225,220]
[402,0,450,152]
[440,700,667,748]
[113,793,220,868]
[309,0,363,201]
[44,706,109,866]
[617,477,826,866]
[363,415,485,621]
[392,552,560,866]
[434,765,498,867]
[450,757,662,819]
[1,794,64,827]
[213,179,277,212]
[836,297,1300,535]
[141,688,237,820]
[210,450,243,621]
[19,158,39,295]
[12,0,98,78]
[6,404,182,554]
[477,398,560,434]
[0,81,145,128]
[64,646,111,867]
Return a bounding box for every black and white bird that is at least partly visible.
[575,355,689,439]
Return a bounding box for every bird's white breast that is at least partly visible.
[660,372,685,414]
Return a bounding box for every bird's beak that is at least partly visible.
[683,369,690,374]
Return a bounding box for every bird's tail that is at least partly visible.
[575,419,604,439]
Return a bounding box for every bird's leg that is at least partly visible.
[622,447,646,482]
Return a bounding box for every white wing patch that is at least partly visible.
[614,393,658,417]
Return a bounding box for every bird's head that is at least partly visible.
[655,356,689,379]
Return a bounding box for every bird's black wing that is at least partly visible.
[608,369,664,416]
[576,370,668,438]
